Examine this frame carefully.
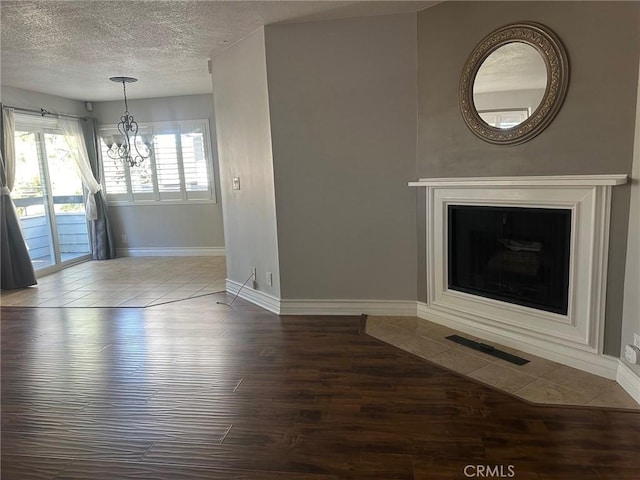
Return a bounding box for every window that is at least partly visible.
[477,108,530,129]
[98,120,215,203]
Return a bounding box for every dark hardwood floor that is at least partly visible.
[2,293,639,479]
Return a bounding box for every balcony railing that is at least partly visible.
[14,195,90,265]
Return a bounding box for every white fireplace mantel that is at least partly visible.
[409,174,628,188]
[410,174,628,379]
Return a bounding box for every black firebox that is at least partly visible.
[447,205,571,315]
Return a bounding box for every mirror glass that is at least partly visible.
[472,42,547,129]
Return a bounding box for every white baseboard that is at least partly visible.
[417,302,619,380]
[117,247,226,257]
[279,299,417,316]
[222,284,418,317]
[225,279,281,314]
[616,360,640,404]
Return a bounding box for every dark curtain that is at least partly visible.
[83,118,116,260]
[0,188,37,289]
[0,106,37,289]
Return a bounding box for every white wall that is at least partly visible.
[263,14,418,301]
[91,94,225,252]
[473,88,546,114]
[621,58,640,376]
[212,28,281,297]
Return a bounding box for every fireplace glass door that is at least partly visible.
[447,205,571,315]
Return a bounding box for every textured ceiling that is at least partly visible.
[473,42,548,94]
[1,0,436,102]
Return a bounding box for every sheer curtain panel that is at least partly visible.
[59,118,102,220]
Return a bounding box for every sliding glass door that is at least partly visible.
[12,115,91,272]
[13,131,56,269]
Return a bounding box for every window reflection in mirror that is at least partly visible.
[473,42,547,129]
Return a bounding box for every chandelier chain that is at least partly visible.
[122,80,129,114]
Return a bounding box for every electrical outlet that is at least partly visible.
[266,272,272,286]
[121,234,127,245]
[634,333,640,349]
[232,177,241,190]
[250,267,257,289]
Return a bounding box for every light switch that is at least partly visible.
[232,177,240,190]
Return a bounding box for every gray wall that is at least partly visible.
[1,85,87,116]
[418,1,639,176]
[621,58,640,376]
[212,28,281,297]
[263,14,418,301]
[91,94,225,251]
[92,94,216,126]
[417,1,640,355]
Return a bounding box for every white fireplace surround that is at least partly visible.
[409,175,628,379]
[225,174,636,400]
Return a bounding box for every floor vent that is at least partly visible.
[445,335,530,366]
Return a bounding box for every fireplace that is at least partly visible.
[448,205,571,315]
[409,175,627,379]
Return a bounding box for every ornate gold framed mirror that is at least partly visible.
[459,22,569,146]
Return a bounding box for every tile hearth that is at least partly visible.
[366,316,639,411]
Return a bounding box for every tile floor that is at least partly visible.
[366,315,640,410]
[0,256,227,308]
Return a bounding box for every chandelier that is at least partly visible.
[104,76,152,167]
